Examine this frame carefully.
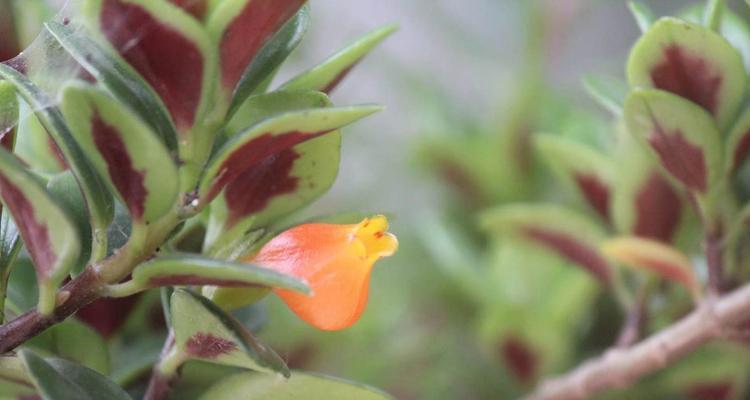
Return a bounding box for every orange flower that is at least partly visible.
[244,215,397,330]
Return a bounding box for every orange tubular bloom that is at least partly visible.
[246,216,397,331]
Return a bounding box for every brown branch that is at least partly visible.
[0,267,103,353]
[525,284,750,400]
[144,331,177,400]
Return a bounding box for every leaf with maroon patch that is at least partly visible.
[627,17,745,129]
[207,0,306,97]
[45,21,178,151]
[130,254,309,294]
[171,289,289,376]
[602,236,700,295]
[0,0,20,62]
[280,24,397,94]
[223,5,310,117]
[0,148,79,315]
[198,104,381,204]
[206,91,341,250]
[611,132,683,243]
[479,205,612,284]
[535,135,613,221]
[0,64,114,260]
[624,89,722,196]
[60,83,178,224]
[84,0,217,133]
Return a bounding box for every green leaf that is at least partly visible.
[170,289,289,376]
[47,171,91,274]
[703,0,725,31]
[199,371,393,400]
[198,105,381,203]
[628,1,656,33]
[581,74,628,116]
[60,83,179,224]
[0,147,80,315]
[20,350,131,400]
[725,106,750,173]
[624,89,722,196]
[224,91,331,139]
[280,23,397,94]
[25,318,109,375]
[0,355,34,398]
[0,80,17,148]
[45,21,178,152]
[226,5,310,118]
[0,64,113,259]
[15,101,67,173]
[535,135,613,220]
[627,17,746,130]
[479,204,612,283]
[131,254,309,294]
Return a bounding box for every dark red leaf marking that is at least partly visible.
[634,172,682,242]
[207,131,327,201]
[499,337,538,385]
[648,124,707,192]
[47,138,68,170]
[101,0,204,130]
[224,148,300,227]
[685,382,733,400]
[436,156,482,206]
[0,0,19,62]
[0,174,56,278]
[732,130,750,172]
[219,0,305,91]
[92,112,148,219]
[168,0,207,19]
[148,275,265,287]
[18,395,42,400]
[186,332,237,359]
[76,295,141,338]
[651,44,721,115]
[321,65,355,94]
[522,227,611,283]
[574,173,610,220]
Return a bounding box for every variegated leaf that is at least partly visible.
[198,105,380,203]
[480,205,612,283]
[171,289,289,376]
[0,148,79,315]
[207,91,341,248]
[60,83,178,224]
[624,89,722,195]
[84,0,217,132]
[225,5,309,117]
[207,0,306,96]
[627,17,746,130]
[45,21,178,151]
[535,135,613,221]
[131,255,308,293]
[0,64,114,254]
[611,131,683,243]
[281,24,397,94]
[602,236,700,294]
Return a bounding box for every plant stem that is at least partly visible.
[524,285,750,400]
[0,210,182,353]
[144,331,183,400]
[705,228,724,295]
[615,284,649,348]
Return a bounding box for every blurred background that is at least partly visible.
[9,0,750,399]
